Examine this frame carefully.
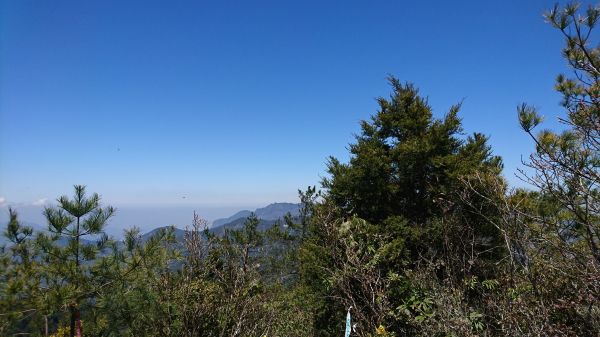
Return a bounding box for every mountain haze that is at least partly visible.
[211,202,300,227]
[139,202,301,242]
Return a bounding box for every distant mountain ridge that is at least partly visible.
[1,202,300,247]
[211,210,253,227]
[211,202,300,227]
[140,202,300,242]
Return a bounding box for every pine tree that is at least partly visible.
[515,3,600,333]
[0,209,43,335]
[38,185,114,337]
[322,77,503,271]
[303,77,505,336]
[519,2,600,265]
[323,77,502,226]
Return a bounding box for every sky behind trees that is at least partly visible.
[0,0,576,226]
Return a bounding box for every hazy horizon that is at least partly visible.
[0,200,298,238]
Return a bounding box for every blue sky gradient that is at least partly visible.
[0,0,580,227]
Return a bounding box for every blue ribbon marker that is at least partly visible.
[344,308,351,337]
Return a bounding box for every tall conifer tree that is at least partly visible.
[39,185,114,337]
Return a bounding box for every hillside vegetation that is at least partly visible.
[2,4,600,336]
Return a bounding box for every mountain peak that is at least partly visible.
[211,202,300,228]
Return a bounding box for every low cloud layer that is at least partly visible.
[32,198,48,206]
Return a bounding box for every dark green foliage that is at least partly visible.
[0,209,43,335]
[302,78,509,336]
[89,226,180,336]
[36,185,116,337]
[323,78,502,226]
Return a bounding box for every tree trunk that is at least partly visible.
[69,305,82,337]
[70,305,75,337]
[75,309,82,337]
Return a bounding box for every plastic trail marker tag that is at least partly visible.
[344,309,351,337]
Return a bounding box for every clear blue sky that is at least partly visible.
[0,0,579,228]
